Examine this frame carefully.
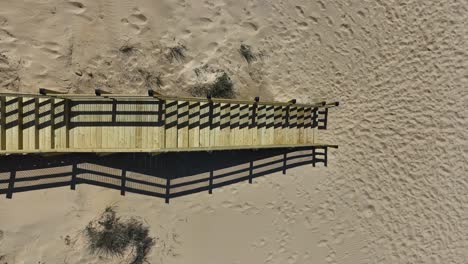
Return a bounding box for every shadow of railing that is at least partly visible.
[0,147,329,203]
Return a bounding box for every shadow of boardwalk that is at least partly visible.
[0,147,330,203]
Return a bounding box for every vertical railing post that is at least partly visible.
[251,97,259,128]
[64,99,71,149]
[160,99,166,149]
[311,107,318,128]
[50,98,55,149]
[207,95,214,147]
[111,99,117,123]
[34,98,40,149]
[18,97,23,150]
[0,96,5,150]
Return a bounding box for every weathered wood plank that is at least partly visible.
[64,99,70,149]
[17,97,23,150]
[251,103,259,145]
[297,107,305,144]
[5,97,19,150]
[239,104,248,146]
[210,103,221,147]
[188,101,200,148]
[177,101,189,148]
[265,105,275,145]
[256,104,266,145]
[199,102,210,147]
[165,100,177,148]
[50,98,55,149]
[303,107,312,143]
[272,106,280,145]
[0,96,6,150]
[230,104,240,146]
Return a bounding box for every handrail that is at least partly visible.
[0,91,338,108]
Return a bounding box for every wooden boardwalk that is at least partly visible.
[0,91,338,154]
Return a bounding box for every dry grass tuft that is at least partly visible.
[85,206,155,264]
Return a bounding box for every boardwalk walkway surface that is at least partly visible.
[0,90,338,154]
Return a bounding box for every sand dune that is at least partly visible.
[0,0,467,263]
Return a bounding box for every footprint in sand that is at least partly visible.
[199,17,213,23]
[128,13,148,25]
[0,28,16,43]
[40,41,62,58]
[122,12,148,34]
[242,21,258,32]
[65,1,93,21]
[295,6,305,17]
[66,1,86,14]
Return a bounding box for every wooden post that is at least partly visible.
[111,99,117,123]
[251,97,259,128]
[64,99,71,148]
[70,163,77,190]
[6,170,16,199]
[1,96,6,150]
[120,169,126,196]
[95,88,112,96]
[34,98,40,149]
[311,107,318,128]
[318,108,328,129]
[39,88,67,95]
[208,100,213,145]
[17,98,23,150]
[160,100,166,149]
[50,98,55,149]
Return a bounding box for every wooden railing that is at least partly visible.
[0,90,338,154]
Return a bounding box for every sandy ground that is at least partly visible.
[1,0,467,263]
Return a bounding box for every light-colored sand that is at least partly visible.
[0,0,467,263]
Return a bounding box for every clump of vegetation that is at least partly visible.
[85,206,155,264]
[191,71,235,99]
[166,44,187,63]
[137,68,163,88]
[119,43,138,55]
[239,44,257,64]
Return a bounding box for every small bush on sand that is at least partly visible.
[85,206,155,264]
[239,44,256,64]
[191,72,235,99]
[166,44,187,63]
[119,43,138,55]
[138,68,163,88]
